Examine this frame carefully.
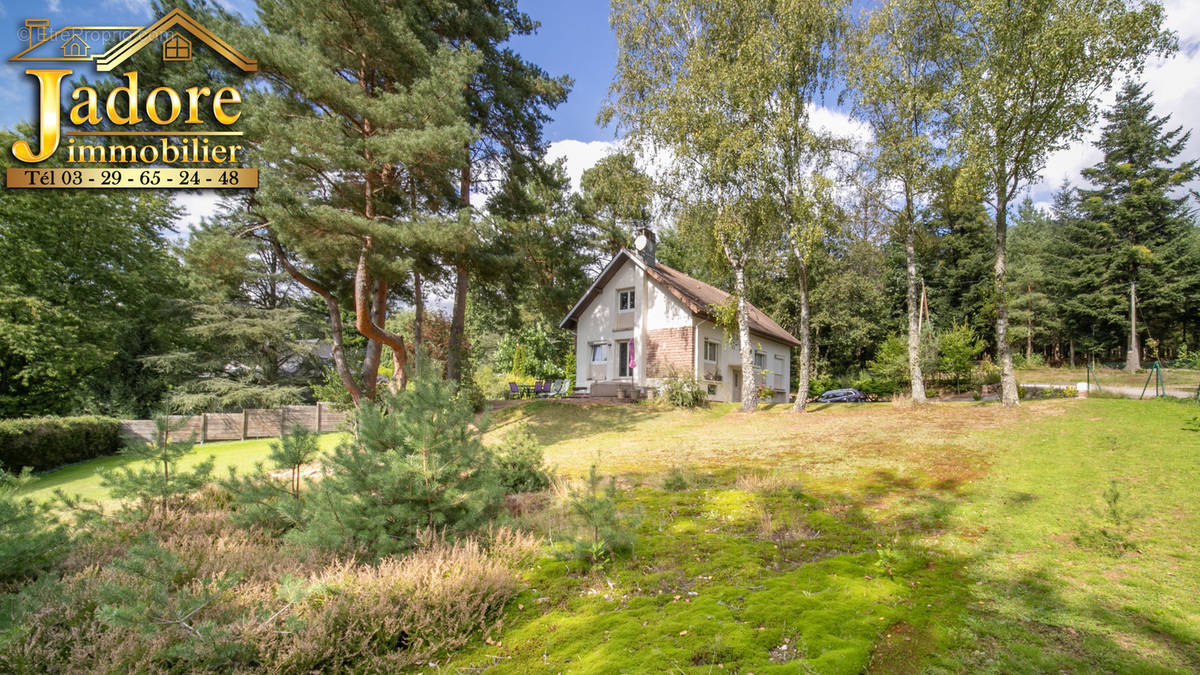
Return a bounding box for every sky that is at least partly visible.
[1,0,1198,228]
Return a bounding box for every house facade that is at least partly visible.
[560,231,800,403]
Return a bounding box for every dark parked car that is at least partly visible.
[815,388,867,403]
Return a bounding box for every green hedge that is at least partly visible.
[0,416,122,472]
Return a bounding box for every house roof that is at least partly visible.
[560,249,801,348]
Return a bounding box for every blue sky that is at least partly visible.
[2,0,1197,224]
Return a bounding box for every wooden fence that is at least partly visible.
[119,403,351,444]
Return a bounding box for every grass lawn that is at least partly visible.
[456,397,1200,673]
[19,432,347,505]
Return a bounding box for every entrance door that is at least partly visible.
[731,369,741,401]
[617,340,632,378]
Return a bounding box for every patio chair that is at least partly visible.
[508,382,520,399]
[546,379,563,397]
[532,381,544,397]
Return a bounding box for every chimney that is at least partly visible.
[26,19,49,48]
[634,227,657,266]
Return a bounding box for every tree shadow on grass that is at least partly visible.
[966,566,1200,673]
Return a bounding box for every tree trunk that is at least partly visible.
[413,269,424,371]
[905,225,926,405]
[269,236,364,406]
[994,191,1019,407]
[447,261,469,382]
[1125,280,1139,372]
[792,254,811,413]
[1026,282,1034,362]
[353,242,409,397]
[447,161,471,383]
[733,261,757,413]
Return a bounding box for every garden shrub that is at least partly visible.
[1074,480,1136,557]
[662,466,690,491]
[656,371,708,408]
[493,428,552,493]
[289,377,504,557]
[0,415,121,472]
[0,468,69,582]
[1012,352,1046,370]
[268,528,537,672]
[0,497,537,674]
[938,323,985,392]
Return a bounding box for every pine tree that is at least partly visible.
[290,378,502,557]
[99,415,214,516]
[1074,81,1200,369]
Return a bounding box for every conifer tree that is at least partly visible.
[947,0,1173,405]
[100,415,215,516]
[290,378,501,557]
[1075,81,1199,370]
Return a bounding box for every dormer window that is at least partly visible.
[618,288,635,312]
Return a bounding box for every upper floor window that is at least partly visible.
[617,288,635,312]
[754,351,766,369]
[704,340,719,363]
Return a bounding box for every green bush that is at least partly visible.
[938,323,985,392]
[222,425,319,534]
[0,415,122,472]
[1012,352,1046,370]
[493,428,552,493]
[656,372,707,408]
[290,377,503,557]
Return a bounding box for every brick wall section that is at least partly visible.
[646,327,694,377]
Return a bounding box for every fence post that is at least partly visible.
[316,402,323,433]
[200,413,208,444]
[280,408,287,437]
[241,409,248,440]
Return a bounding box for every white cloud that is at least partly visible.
[47,0,61,13]
[545,139,623,192]
[172,190,223,234]
[1029,0,1200,204]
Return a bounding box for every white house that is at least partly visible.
[560,230,800,402]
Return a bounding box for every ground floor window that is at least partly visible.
[590,343,609,363]
[618,340,632,377]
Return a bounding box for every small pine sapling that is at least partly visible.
[559,464,638,567]
[222,425,319,533]
[0,469,69,582]
[100,414,214,517]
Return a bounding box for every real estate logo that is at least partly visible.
[5,9,257,189]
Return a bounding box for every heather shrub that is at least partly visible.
[265,528,538,672]
[0,496,538,674]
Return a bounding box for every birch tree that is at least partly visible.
[605,0,845,413]
[947,0,1173,406]
[845,0,953,405]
